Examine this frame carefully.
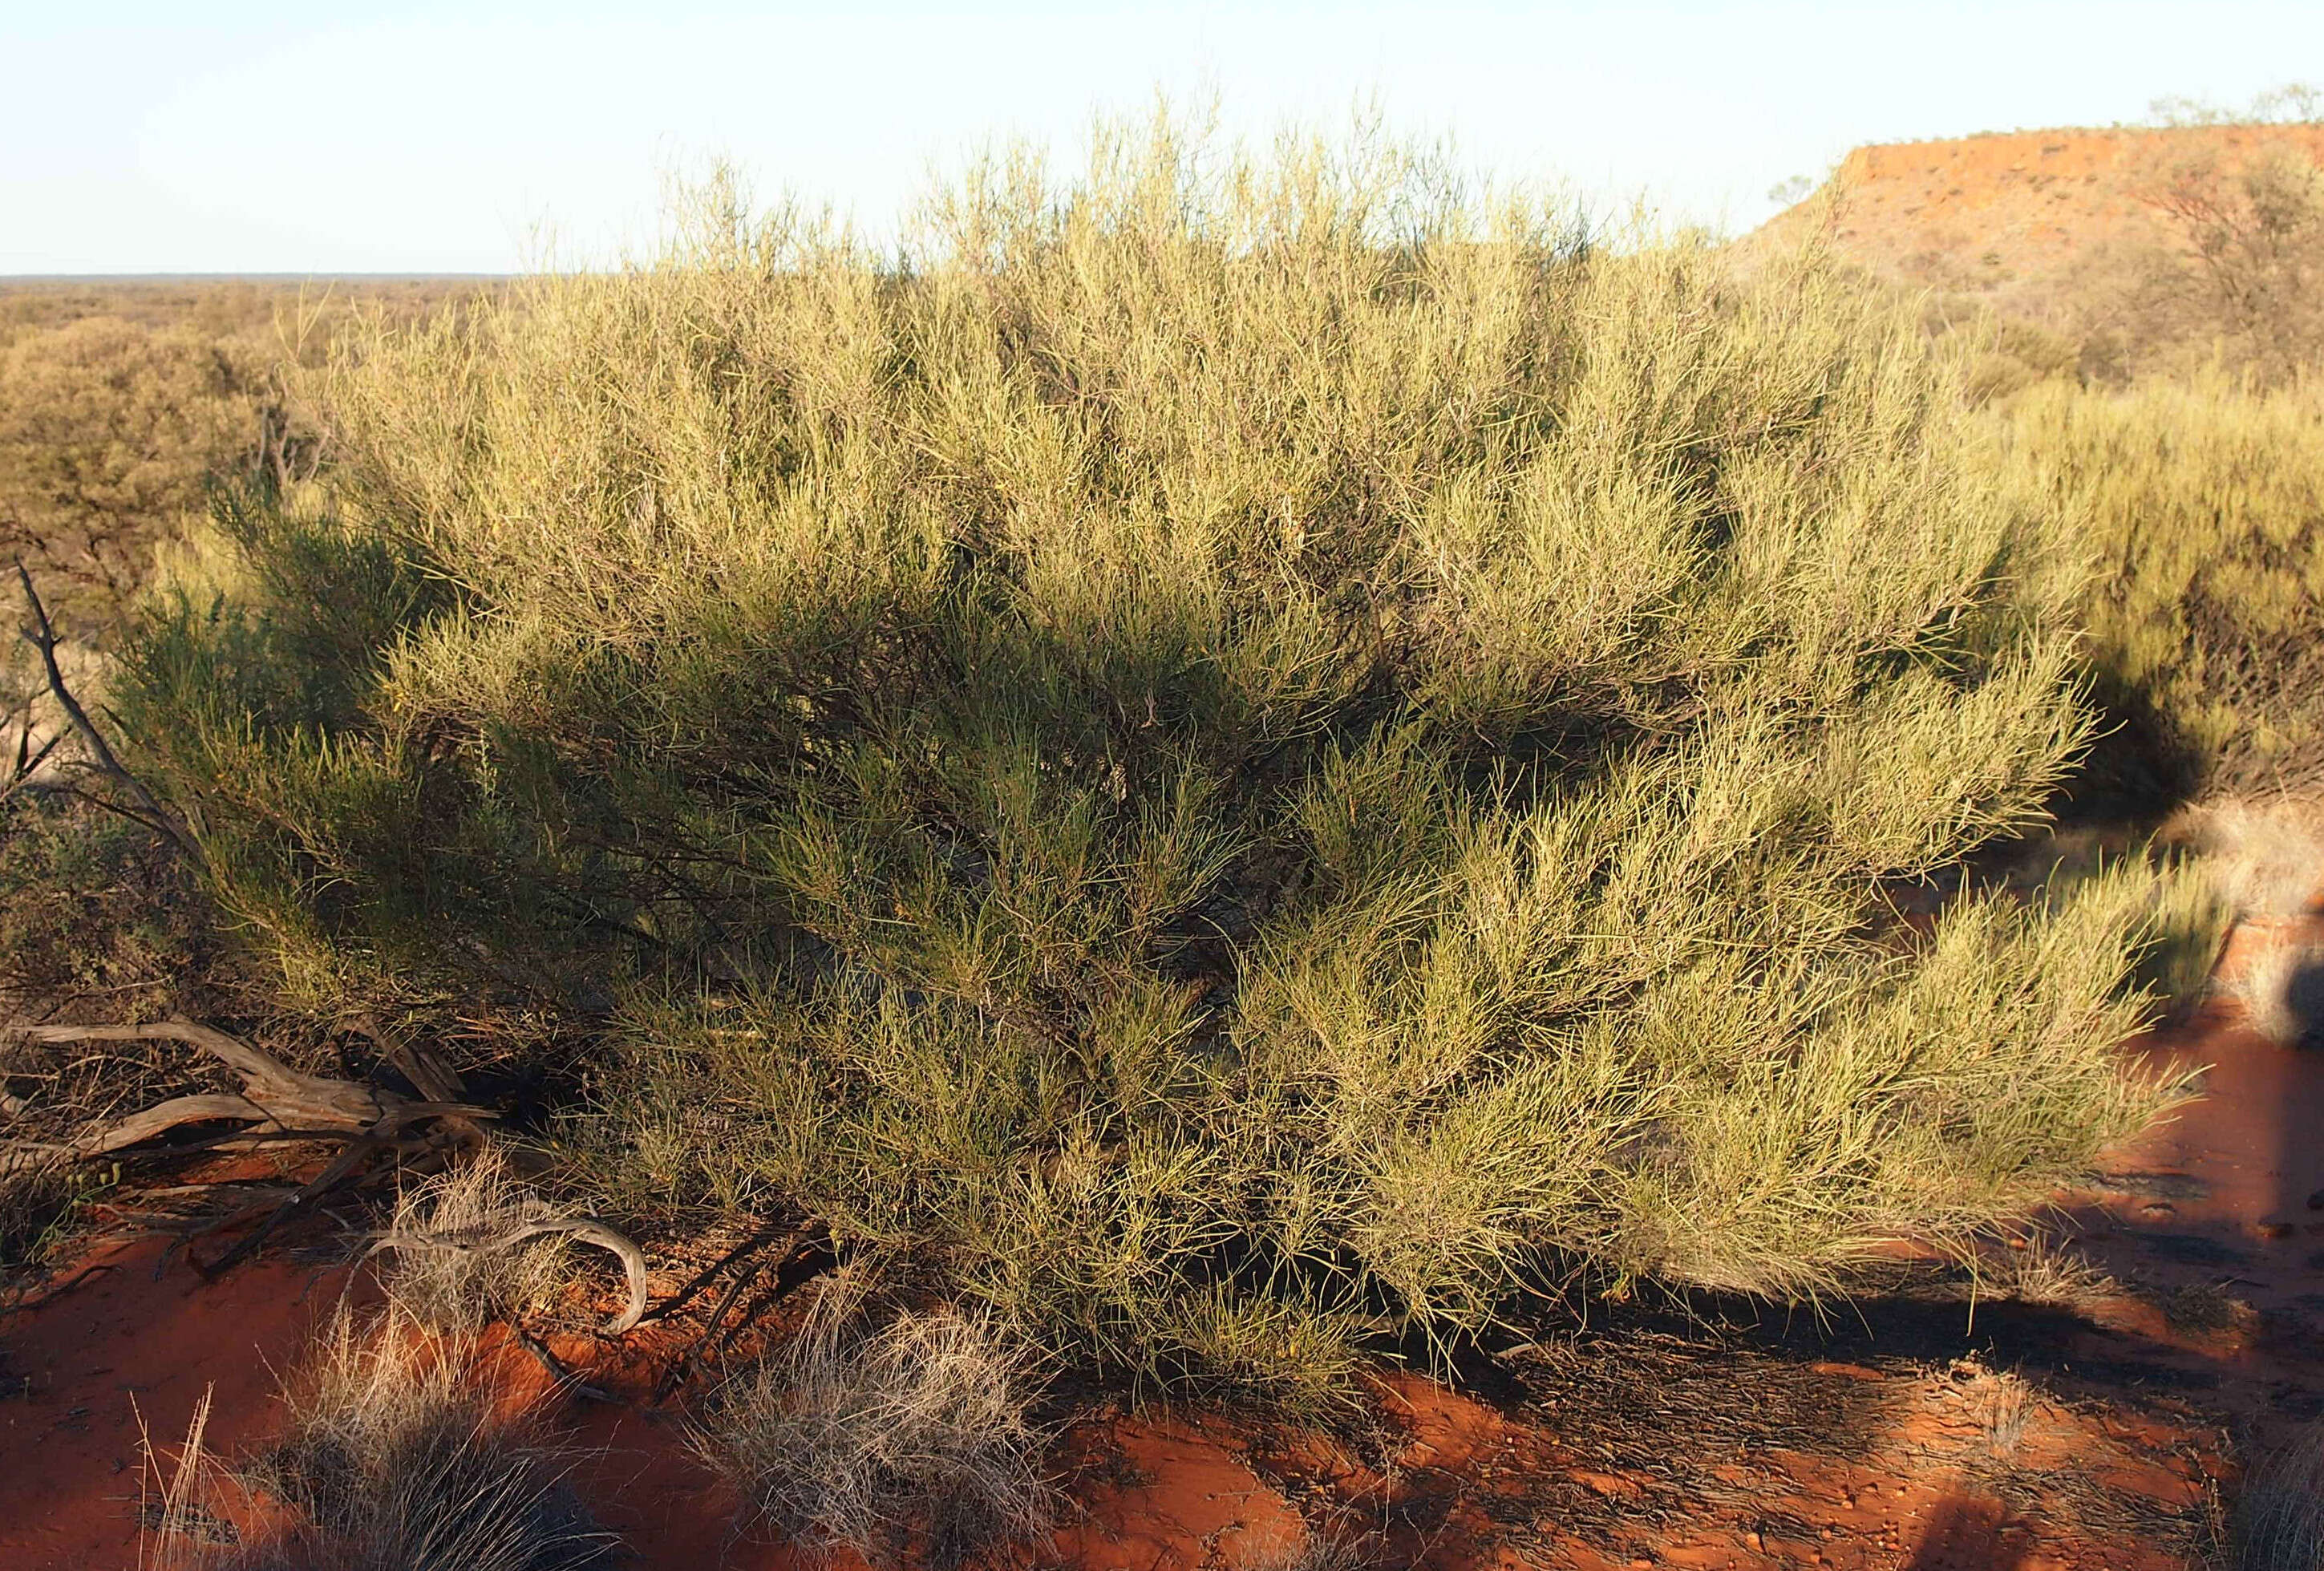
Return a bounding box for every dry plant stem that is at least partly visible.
[656,1235,836,1403]
[1,726,63,804]
[0,1018,460,1163]
[636,1222,792,1326]
[12,561,207,872]
[368,1216,650,1335]
[658,1257,769,1403]
[2,1259,117,1314]
[346,1011,472,1107]
[0,1018,614,1301]
[196,1117,412,1279]
[516,1326,613,1403]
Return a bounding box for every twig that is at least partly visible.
[0,726,63,804]
[195,1134,392,1278]
[367,1214,652,1335]
[12,562,206,872]
[650,1233,835,1403]
[0,1260,116,1314]
[655,1253,770,1404]
[515,1326,613,1404]
[634,1222,789,1326]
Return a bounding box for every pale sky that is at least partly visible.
[4,1,2317,275]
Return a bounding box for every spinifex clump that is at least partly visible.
[123,117,2191,1405]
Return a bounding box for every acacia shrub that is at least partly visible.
[1994,371,2324,808]
[121,128,2191,1402]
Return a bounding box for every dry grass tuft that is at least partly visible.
[235,1306,616,1571]
[2231,940,2324,1048]
[693,1300,1053,1569]
[141,1306,616,1571]
[371,1154,585,1333]
[1975,1233,2122,1313]
[2161,1280,2258,1338]
[1948,1358,2037,1457]
[1240,1516,1391,1571]
[2237,1426,2324,1571]
[2186,799,2324,919]
[136,1387,234,1571]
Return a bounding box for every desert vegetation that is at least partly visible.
[91,119,2215,1405]
[2,99,2321,1571]
[692,1291,1052,1569]
[141,1170,625,1571]
[0,279,477,642]
[1992,370,2324,808]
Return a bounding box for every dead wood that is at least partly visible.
[1,1014,504,1291]
[367,1214,652,1336]
[12,562,207,872]
[1,1018,494,1172]
[0,1015,653,1338]
[17,1019,383,1123]
[515,1325,613,1403]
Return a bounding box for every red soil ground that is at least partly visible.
[6,913,2322,1569]
[1753,122,2324,339]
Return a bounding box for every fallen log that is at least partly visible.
[0,1017,655,1336]
[0,1018,490,1170]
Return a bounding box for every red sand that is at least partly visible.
[0,1237,362,1569]
[7,915,2323,1568]
[1750,122,2324,334]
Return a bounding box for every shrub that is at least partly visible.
[1992,371,2324,808]
[0,315,261,636]
[2134,92,2324,384]
[0,277,492,642]
[121,119,2193,1399]
[0,793,221,1019]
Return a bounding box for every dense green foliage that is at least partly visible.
[116,130,2196,1401]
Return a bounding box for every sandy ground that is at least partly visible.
[5,917,2321,1569]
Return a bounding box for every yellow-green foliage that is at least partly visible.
[1994,371,2324,804]
[123,123,2190,1400]
[0,279,491,640]
[0,315,260,631]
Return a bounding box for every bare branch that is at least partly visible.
[18,1019,383,1125]
[369,1216,652,1335]
[12,562,208,873]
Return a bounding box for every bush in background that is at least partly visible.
[1993,371,2324,809]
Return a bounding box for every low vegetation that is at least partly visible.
[1992,372,2324,809]
[2230,941,2324,1047]
[97,119,2219,1406]
[2234,1425,2324,1571]
[238,1307,616,1571]
[141,1189,621,1571]
[0,98,2315,1571]
[694,1295,1051,1569]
